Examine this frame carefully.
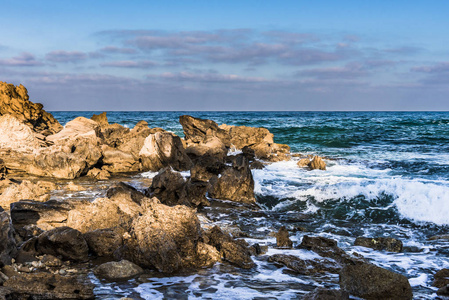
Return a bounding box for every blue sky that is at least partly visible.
[1,0,448,110]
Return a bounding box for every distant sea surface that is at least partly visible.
[52,111,449,299]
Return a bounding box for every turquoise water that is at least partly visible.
[52,111,449,298]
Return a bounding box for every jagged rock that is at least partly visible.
[0,180,55,210]
[339,262,413,300]
[106,182,147,206]
[10,200,76,237]
[94,260,143,280]
[0,212,17,267]
[190,155,226,182]
[101,145,141,173]
[0,114,44,151]
[66,197,139,233]
[250,160,265,169]
[276,226,293,248]
[225,125,274,148]
[35,226,89,261]
[147,168,186,205]
[91,112,109,127]
[116,198,216,273]
[86,167,111,180]
[246,142,290,162]
[139,132,192,172]
[309,156,326,170]
[433,269,449,288]
[3,272,94,299]
[354,237,403,253]
[0,81,62,135]
[46,117,100,144]
[185,136,228,161]
[101,123,130,147]
[303,288,349,300]
[180,179,210,207]
[180,115,230,146]
[268,254,340,275]
[83,227,125,257]
[299,236,362,265]
[204,226,255,269]
[0,159,6,180]
[41,254,63,267]
[297,158,310,167]
[209,155,255,204]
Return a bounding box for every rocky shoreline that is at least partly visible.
[0,81,446,299]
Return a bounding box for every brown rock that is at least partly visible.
[46,117,100,143]
[86,167,111,180]
[3,272,94,299]
[437,285,449,297]
[339,262,413,300]
[139,132,192,172]
[276,226,293,248]
[94,260,143,280]
[180,115,230,146]
[185,136,228,161]
[91,112,109,127]
[209,155,255,204]
[146,168,186,205]
[41,254,63,267]
[0,212,17,267]
[226,125,274,149]
[309,156,326,170]
[0,180,55,210]
[433,269,449,288]
[354,237,403,253]
[268,254,340,275]
[101,123,130,147]
[106,182,147,206]
[297,158,310,167]
[101,145,141,173]
[0,159,6,180]
[0,81,62,135]
[303,288,349,300]
[190,155,226,182]
[0,114,44,151]
[35,226,89,261]
[83,227,124,257]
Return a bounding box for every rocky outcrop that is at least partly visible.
[91,112,109,127]
[276,226,293,248]
[0,212,17,267]
[209,156,255,204]
[83,227,125,257]
[0,180,55,210]
[139,132,192,172]
[268,254,340,275]
[116,198,219,273]
[180,115,230,146]
[0,81,62,135]
[3,272,94,299]
[93,260,143,280]
[0,114,44,151]
[147,168,186,206]
[354,237,403,253]
[204,226,255,269]
[299,236,362,265]
[35,226,89,261]
[339,262,413,300]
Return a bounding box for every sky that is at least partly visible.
[1,0,448,111]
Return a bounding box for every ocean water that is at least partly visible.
[52,111,449,299]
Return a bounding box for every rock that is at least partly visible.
[297,158,310,168]
[91,112,109,127]
[101,123,130,148]
[86,167,110,180]
[299,236,361,265]
[35,226,89,261]
[276,226,293,248]
[10,200,75,237]
[309,156,326,170]
[190,155,226,182]
[66,197,138,233]
[140,132,192,172]
[437,285,449,296]
[117,198,215,273]
[225,125,274,149]
[0,180,55,210]
[1,265,17,278]
[184,136,228,161]
[339,262,413,300]
[0,81,62,135]
[146,167,186,206]
[3,272,94,299]
[354,237,403,253]
[0,212,17,267]
[180,179,210,207]
[0,159,7,180]
[106,182,147,206]
[41,254,63,267]
[250,160,265,169]
[0,114,43,151]
[46,117,100,144]
[66,181,85,191]
[268,254,340,275]
[209,155,255,204]
[204,226,255,269]
[83,227,124,257]
[428,234,449,241]
[0,271,8,285]
[180,115,230,146]
[94,260,143,280]
[433,269,449,288]
[101,145,141,173]
[303,287,349,300]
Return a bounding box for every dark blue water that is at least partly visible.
[52,111,449,299]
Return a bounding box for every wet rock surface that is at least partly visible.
[0,212,17,267]
[276,226,293,248]
[354,236,403,252]
[94,260,143,280]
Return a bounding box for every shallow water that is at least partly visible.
[51,111,449,299]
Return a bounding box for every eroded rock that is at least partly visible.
[354,237,403,253]
[0,180,55,210]
[276,226,293,248]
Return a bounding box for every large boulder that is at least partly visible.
[433,269,449,288]
[147,168,186,206]
[83,227,125,257]
[46,117,100,144]
[179,115,230,146]
[224,125,274,149]
[139,132,192,172]
[35,226,89,261]
[93,260,143,280]
[309,156,326,170]
[117,198,218,273]
[3,272,94,299]
[0,81,62,135]
[0,212,17,267]
[101,146,141,173]
[209,155,255,204]
[0,114,43,151]
[354,237,403,253]
[184,136,228,161]
[0,180,55,210]
[339,262,413,300]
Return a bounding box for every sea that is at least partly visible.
[51,111,449,299]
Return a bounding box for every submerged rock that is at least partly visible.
[94,260,143,280]
[354,237,403,252]
[303,287,349,300]
[433,269,449,288]
[339,262,413,300]
[268,254,340,275]
[299,236,362,265]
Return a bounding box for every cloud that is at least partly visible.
[0,52,43,67]
[45,50,87,63]
[99,46,137,54]
[100,60,157,68]
[412,62,449,73]
[384,46,422,55]
[147,71,271,83]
